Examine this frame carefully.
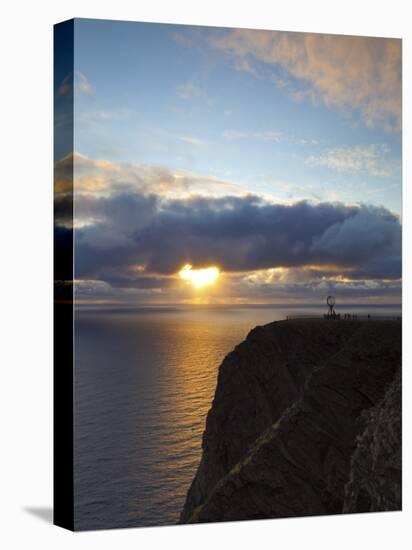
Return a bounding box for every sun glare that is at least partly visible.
[179,264,220,289]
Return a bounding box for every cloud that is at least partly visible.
[72,268,401,305]
[241,267,401,303]
[55,153,246,199]
[54,154,401,303]
[80,109,129,122]
[222,129,318,146]
[178,135,208,146]
[309,206,401,277]
[209,30,401,131]
[234,57,257,75]
[176,81,203,100]
[171,31,194,49]
[176,80,214,107]
[64,191,401,285]
[58,71,93,97]
[307,144,393,176]
[222,130,283,142]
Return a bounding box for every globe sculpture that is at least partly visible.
[326,295,336,319]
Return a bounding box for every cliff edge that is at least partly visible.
[180,319,401,523]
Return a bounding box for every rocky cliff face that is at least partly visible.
[180,319,401,524]
[343,368,401,513]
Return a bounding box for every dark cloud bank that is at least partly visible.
[75,195,401,278]
[54,191,401,298]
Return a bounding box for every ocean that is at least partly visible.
[73,304,400,530]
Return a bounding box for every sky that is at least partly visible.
[54,19,402,305]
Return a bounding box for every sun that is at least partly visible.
[179,264,220,289]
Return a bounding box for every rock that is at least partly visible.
[180,319,401,523]
[343,368,401,513]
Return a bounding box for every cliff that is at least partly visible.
[180,319,401,523]
[343,368,401,512]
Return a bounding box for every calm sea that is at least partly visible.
[74,304,400,530]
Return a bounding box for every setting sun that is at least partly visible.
[179,264,220,289]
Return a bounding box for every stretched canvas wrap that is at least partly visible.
[54,18,402,531]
